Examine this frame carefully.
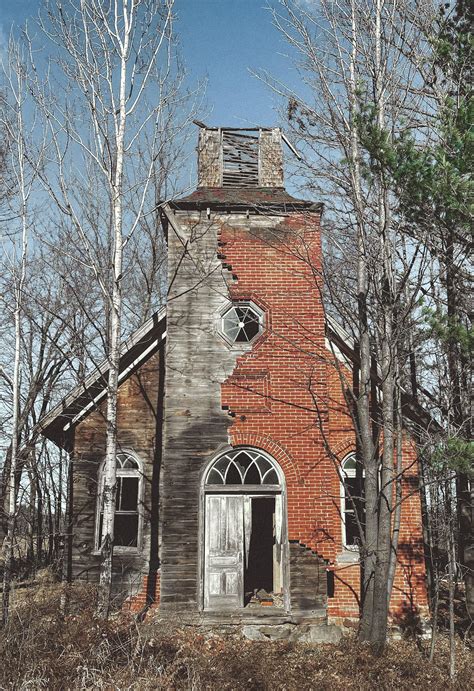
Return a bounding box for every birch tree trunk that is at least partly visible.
[1,38,30,625]
[27,0,186,617]
[97,10,130,615]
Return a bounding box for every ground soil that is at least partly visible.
[0,578,472,690]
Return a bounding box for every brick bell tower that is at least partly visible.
[160,125,331,624]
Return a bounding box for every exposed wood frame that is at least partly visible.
[37,308,166,445]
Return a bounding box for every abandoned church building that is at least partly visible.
[39,126,429,637]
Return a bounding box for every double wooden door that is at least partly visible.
[204,493,283,610]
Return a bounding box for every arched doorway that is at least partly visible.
[202,447,287,611]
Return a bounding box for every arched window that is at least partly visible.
[95,452,143,550]
[341,454,365,548]
[205,448,280,486]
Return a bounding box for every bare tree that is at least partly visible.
[0,34,41,624]
[258,0,439,649]
[23,0,198,616]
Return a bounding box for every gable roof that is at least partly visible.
[38,308,166,447]
[38,306,437,449]
[325,315,441,434]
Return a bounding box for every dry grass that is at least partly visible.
[0,581,472,690]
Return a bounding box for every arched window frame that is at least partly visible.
[340,453,365,550]
[95,451,144,553]
[204,447,283,490]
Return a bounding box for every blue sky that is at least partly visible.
[0,0,297,128]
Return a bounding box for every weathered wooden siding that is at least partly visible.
[289,542,327,620]
[197,129,221,187]
[259,129,284,187]
[160,210,241,611]
[70,349,163,600]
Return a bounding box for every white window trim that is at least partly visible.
[340,453,364,551]
[94,451,145,554]
[205,447,281,487]
[218,300,264,347]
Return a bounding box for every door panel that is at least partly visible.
[204,495,243,609]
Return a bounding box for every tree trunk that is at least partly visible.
[346,0,377,641]
[1,61,28,623]
[386,380,403,606]
[97,9,130,616]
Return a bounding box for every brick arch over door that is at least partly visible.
[229,432,300,487]
[228,432,309,546]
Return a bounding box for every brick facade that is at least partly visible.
[42,126,428,630]
[217,211,428,626]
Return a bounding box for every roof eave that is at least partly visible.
[169,200,323,213]
[37,308,167,447]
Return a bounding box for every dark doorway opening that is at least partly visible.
[244,497,275,605]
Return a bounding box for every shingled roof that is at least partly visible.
[170,187,323,212]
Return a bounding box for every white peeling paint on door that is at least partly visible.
[204,494,244,609]
[243,495,252,567]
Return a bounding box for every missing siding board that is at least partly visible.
[222,131,259,187]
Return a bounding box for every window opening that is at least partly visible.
[222,130,259,187]
[221,303,263,345]
[341,454,365,548]
[96,452,142,549]
[205,448,280,486]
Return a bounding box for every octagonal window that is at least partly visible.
[221,302,263,344]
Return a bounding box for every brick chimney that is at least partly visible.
[197,127,284,188]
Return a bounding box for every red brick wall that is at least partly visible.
[124,571,161,614]
[219,211,428,624]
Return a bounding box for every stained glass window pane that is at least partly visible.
[121,456,139,469]
[207,469,224,485]
[206,449,281,487]
[263,469,278,484]
[226,462,243,484]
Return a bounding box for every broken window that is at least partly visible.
[341,454,365,548]
[221,302,263,345]
[206,449,280,486]
[222,130,259,187]
[96,452,142,550]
